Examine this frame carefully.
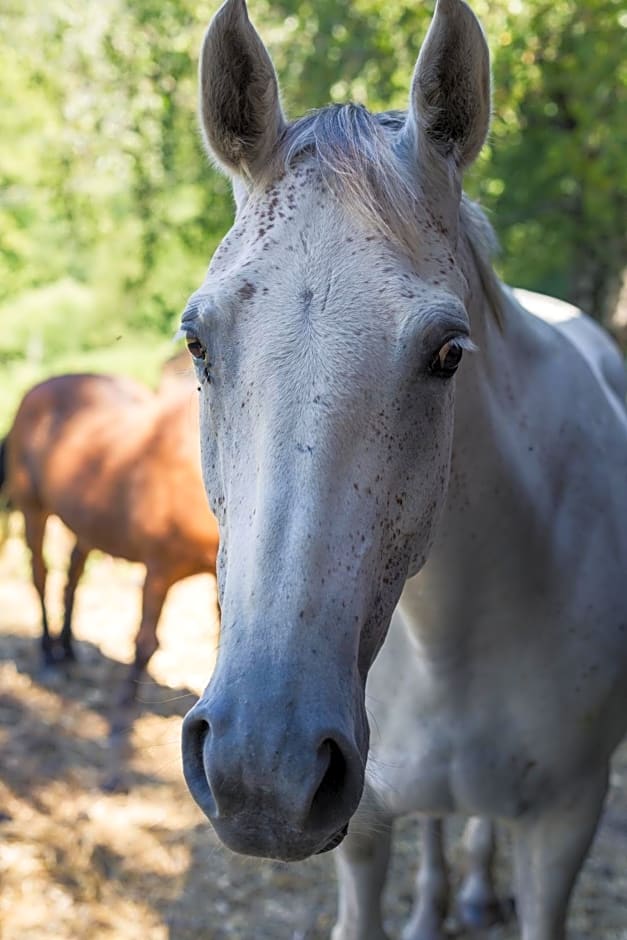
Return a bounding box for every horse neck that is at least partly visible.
[451,245,529,439]
[398,266,539,661]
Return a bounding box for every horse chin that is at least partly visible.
[209,816,351,862]
[315,823,349,854]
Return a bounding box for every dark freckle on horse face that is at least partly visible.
[301,288,314,319]
[238,281,256,301]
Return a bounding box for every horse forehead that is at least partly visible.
[210,206,400,302]
[198,164,463,323]
[213,170,350,273]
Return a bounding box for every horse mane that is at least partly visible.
[278,103,504,324]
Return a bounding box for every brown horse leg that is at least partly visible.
[111,568,173,731]
[23,509,53,665]
[59,542,89,662]
[104,570,173,792]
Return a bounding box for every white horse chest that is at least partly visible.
[364,606,588,821]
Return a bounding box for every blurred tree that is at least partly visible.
[478,0,627,319]
[0,0,233,344]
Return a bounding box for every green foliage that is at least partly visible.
[0,0,234,335]
[475,0,627,314]
[0,0,625,433]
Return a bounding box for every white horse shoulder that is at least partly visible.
[511,286,627,405]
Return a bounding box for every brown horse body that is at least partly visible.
[1,373,218,715]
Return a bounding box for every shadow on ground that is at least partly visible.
[0,631,198,803]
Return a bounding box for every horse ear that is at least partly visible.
[408,0,490,171]
[199,0,286,180]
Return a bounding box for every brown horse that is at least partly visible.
[0,372,218,720]
[158,347,195,390]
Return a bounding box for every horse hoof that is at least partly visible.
[100,772,129,794]
[332,929,391,940]
[52,638,78,664]
[108,716,134,742]
[401,925,447,940]
[37,660,63,685]
[456,896,515,930]
[400,907,449,940]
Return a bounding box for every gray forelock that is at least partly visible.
[281,105,419,257]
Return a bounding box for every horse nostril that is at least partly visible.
[181,711,217,818]
[309,738,349,827]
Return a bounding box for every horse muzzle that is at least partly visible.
[181,694,365,860]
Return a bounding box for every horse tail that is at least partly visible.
[0,436,11,548]
[0,436,6,492]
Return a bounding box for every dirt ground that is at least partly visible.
[1,517,626,940]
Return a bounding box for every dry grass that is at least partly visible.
[0,516,626,939]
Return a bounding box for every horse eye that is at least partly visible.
[430,340,463,378]
[186,336,206,360]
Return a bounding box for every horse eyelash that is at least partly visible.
[453,335,478,353]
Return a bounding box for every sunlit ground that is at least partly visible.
[0,517,626,939]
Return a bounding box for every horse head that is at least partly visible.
[181,0,490,860]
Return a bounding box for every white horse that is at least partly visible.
[180,1,627,937]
